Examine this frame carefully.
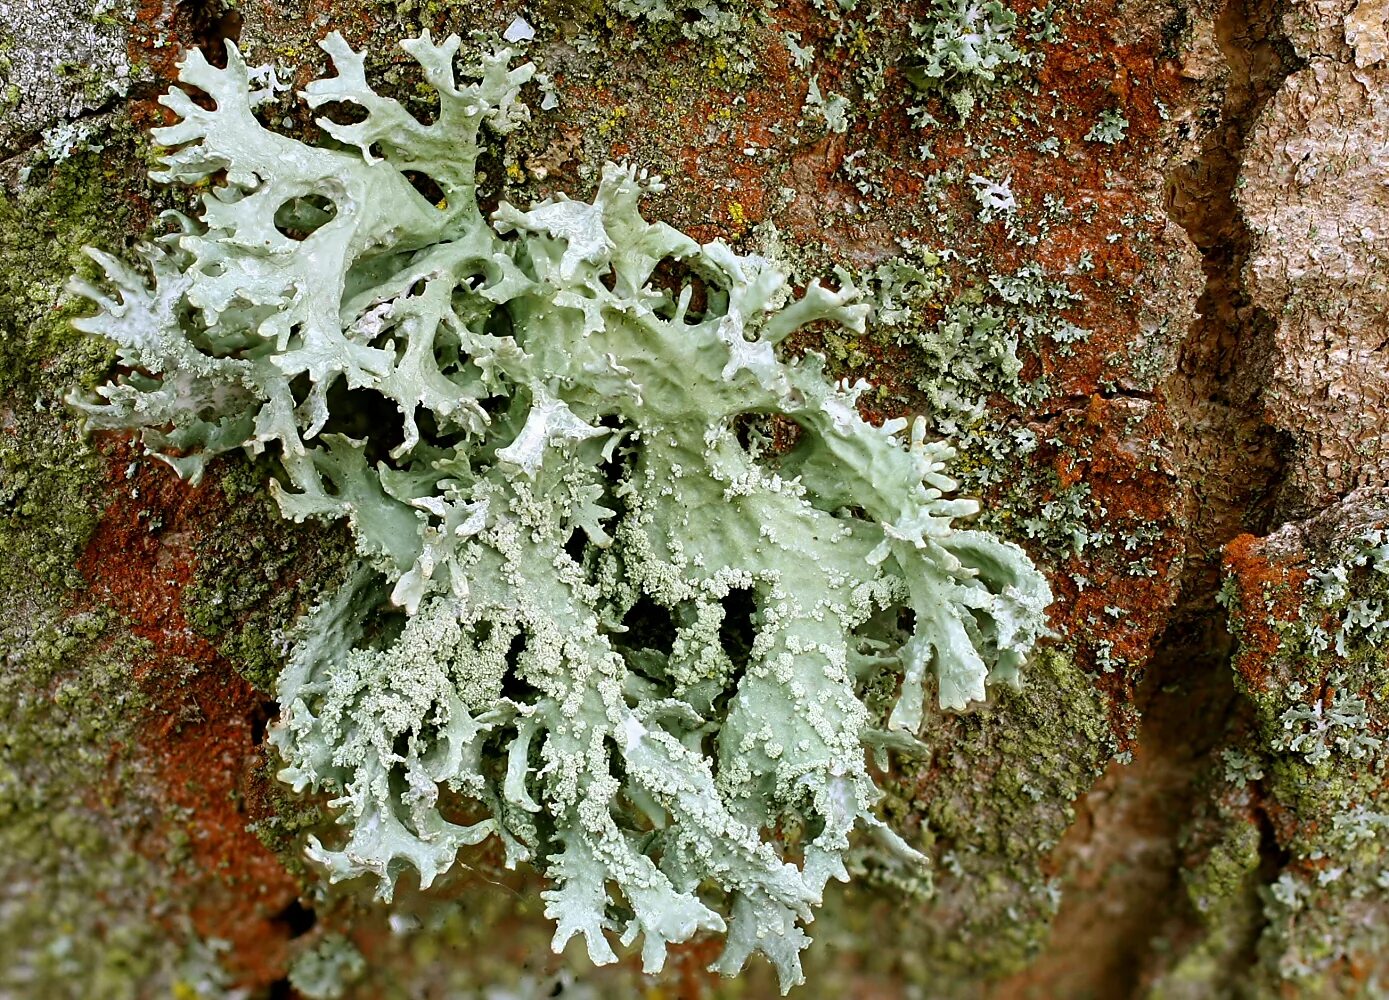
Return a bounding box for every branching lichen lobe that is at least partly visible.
[71,31,1052,990]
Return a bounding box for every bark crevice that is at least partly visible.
[1009,0,1306,993]
[1119,0,1303,984]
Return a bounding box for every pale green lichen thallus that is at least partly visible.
[69,32,1053,991]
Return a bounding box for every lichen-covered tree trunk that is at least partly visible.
[2,0,1386,997]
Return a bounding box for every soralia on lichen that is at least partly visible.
[69,32,1052,990]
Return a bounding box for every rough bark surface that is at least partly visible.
[1241,0,1389,511]
[1,0,1386,997]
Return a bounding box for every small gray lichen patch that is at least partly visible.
[288,933,366,1000]
[69,32,1053,992]
[1215,489,1389,991]
[0,0,133,156]
[905,0,1028,119]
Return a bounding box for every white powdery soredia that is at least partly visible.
[69,32,1053,992]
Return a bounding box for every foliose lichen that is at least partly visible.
[904,0,1027,119]
[70,32,1052,990]
[609,0,753,43]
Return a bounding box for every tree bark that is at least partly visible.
[2,0,1386,996]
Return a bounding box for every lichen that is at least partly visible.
[71,32,1052,990]
[904,0,1028,120]
[1084,108,1129,145]
[609,0,754,43]
[0,0,133,155]
[288,934,366,1000]
[1215,495,1389,993]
